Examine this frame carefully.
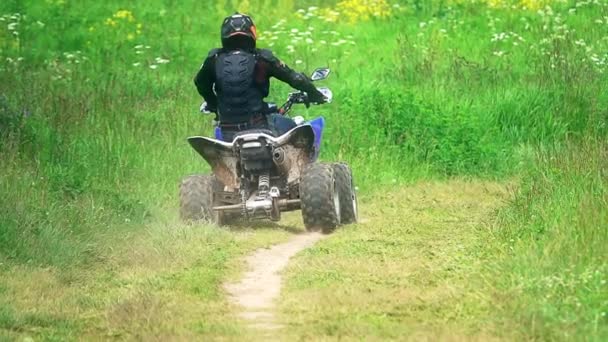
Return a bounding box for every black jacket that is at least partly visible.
[194,48,325,121]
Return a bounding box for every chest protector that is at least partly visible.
[215,50,265,123]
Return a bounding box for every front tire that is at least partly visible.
[300,163,340,234]
[333,163,358,225]
[179,174,224,225]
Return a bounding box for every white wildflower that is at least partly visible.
[491,32,507,42]
[149,64,158,69]
[590,54,600,63]
[295,60,303,64]
[133,62,141,67]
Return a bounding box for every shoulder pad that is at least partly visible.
[207,48,221,58]
[257,49,279,63]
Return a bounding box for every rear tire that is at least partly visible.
[179,174,224,225]
[300,163,340,234]
[333,163,358,225]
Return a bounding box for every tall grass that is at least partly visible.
[490,140,607,340]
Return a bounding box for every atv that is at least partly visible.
[180,67,357,233]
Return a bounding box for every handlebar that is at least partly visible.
[278,87,332,115]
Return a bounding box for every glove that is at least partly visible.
[308,93,327,105]
[200,102,217,114]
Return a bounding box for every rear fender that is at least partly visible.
[187,137,239,189]
[188,123,318,187]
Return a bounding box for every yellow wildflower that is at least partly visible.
[448,0,552,10]
[336,0,392,23]
[104,18,117,27]
[519,0,549,10]
[113,9,135,22]
[319,8,340,22]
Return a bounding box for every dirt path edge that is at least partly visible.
[224,232,325,330]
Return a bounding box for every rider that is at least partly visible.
[194,13,326,141]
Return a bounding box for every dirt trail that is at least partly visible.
[224,232,325,330]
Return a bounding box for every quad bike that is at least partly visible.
[180,68,357,233]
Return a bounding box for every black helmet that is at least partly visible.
[221,13,257,49]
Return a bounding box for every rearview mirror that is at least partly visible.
[317,87,333,103]
[310,67,330,81]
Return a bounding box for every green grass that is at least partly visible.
[278,145,607,340]
[1,0,607,340]
[0,218,301,340]
[279,181,509,340]
[488,141,608,340]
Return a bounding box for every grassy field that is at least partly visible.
[1,0,607,340]
[0,218,303,340]
[280,181,510,340]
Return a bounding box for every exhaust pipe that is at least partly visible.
[272,147,291,175]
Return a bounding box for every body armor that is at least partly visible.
[214,50,265,123]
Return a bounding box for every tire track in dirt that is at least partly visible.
[224,232,325,331]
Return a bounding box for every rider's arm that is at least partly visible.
[193,49,219,111]
[258,49,326,103]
